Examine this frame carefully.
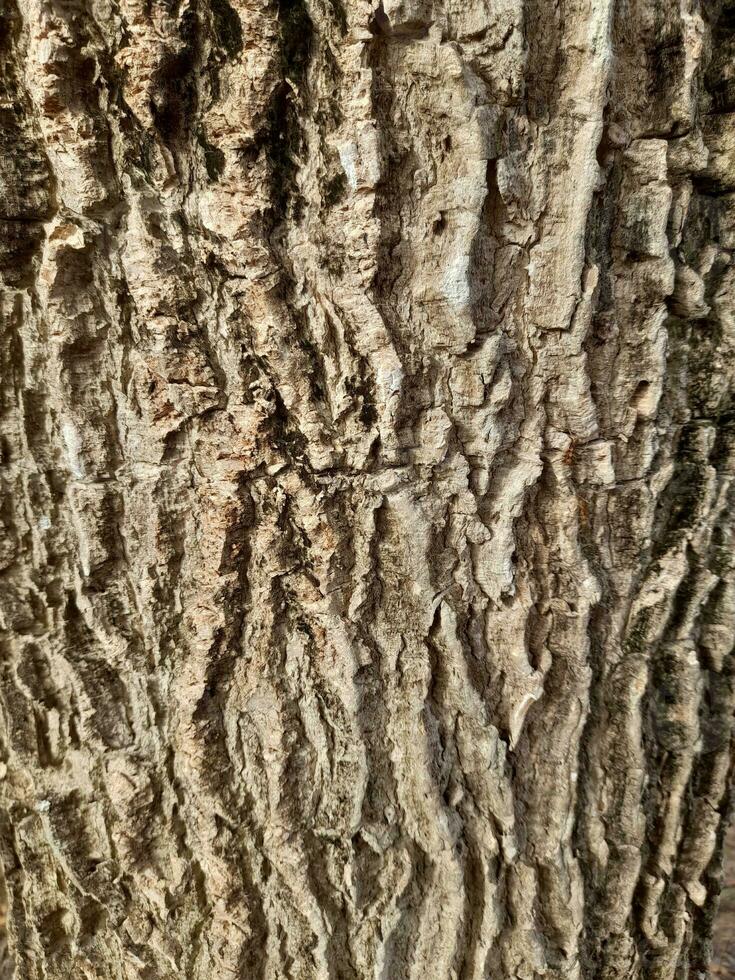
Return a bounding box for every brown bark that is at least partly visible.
[0,0,734,977]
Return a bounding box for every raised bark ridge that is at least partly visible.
[0,0,734,978]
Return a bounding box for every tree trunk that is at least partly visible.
[1,0,734,977]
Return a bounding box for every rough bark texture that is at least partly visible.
[0,0,734,977]
[712,820,735,973]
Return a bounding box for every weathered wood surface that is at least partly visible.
[0,0,734,977]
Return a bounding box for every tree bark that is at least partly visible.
[1,0,734,977]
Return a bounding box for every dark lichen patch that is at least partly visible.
[666,433,711,535]
[198,131,226,181]
[278,0,314,85]
[344,360,378,428]
[708,524,734,581]
[667,562,701,634]
[249,0,315,227]
[297,335,328,402]
[262,82,305,222]
[0,0,53,221]
[326,0,348,35]
[624,606,654,657]
[268,386,310,462]
[359,399,377,428]
[204,0,242,104]
[317,42,344,128]
[647,419,715,564]
[210,0,243,57]
[680,317,725,420]
[120,118,156,181]
[0,219,45,287]
[295,620,315,643]
[709,409,735,474]
[0,106,53,220]
[321,170,347,209]
[706,18,735,113]
[150,10,198,146]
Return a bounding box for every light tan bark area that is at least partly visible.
[0,0,734,976]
